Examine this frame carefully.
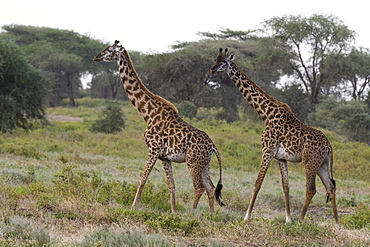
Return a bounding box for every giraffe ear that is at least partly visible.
[229,54,235,61]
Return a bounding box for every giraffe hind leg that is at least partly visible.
[188,163,209,211]
[300,170,317,221]
[317,165,339,224]
[202,166,216,212]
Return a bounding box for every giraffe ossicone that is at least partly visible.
[93,40,224,213]
[211,48,339,225]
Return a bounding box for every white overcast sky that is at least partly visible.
[1,0,369,53]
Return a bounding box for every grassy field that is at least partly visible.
[0,98,369,246]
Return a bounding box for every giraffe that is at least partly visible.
[93,40,224,213]
[210,48,339,224]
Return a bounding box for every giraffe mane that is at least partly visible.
[122,49,179,114]
[231,60,293,112]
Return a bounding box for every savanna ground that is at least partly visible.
[0,98,369,246]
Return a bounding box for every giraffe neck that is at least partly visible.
[227,62,283,124]
[117,50,178,125]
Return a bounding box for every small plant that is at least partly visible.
[1,215,51,246]
[80,227,182,247]
[147,213,200,235]
[90,101,125,134]
[341,202,370,230]
[278,217,335,239]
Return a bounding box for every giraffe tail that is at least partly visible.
[213,147,225,207]
[326,147,336,203]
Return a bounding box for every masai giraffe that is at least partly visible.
[93,40,224,213]
[210,48,339,224]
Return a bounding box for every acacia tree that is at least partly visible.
[263,14,356,104]
[0,38,49,132]
[1,25,106,106]
[28,42,82,106]
[340,48,370,100]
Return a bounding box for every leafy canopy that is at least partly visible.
[0,37,49,132]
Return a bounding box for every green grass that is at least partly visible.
[0,99,369,246]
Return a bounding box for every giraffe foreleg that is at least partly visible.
[162,159,176,213]
[132,151,159,210]
[278,160,292,224]
[244,153,273,221]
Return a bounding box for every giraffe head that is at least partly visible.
[210,48,235,74]
[93,40,124,62]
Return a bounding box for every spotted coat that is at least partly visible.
[93,41,224,213]
[210,48,339,224]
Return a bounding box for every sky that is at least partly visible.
[1,0,369,53]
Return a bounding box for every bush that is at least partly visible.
[177,101,197,119]
[1,142,43,159]
[307,97,370,144]
[0,215,51,246]
[80,227,181,247]
[90,101,125,134]
[341,202,370,230]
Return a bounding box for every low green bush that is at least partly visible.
[90,101,125,134]
[341,202,370,230]
[0,142,43,159]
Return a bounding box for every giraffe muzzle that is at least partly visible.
[93,56,101,62]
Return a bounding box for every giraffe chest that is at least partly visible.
[274,142,302,162]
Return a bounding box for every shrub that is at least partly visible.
[177,101,197,119]
[341,202,370,230]
[90,101,125,134]
[80,227,182,247]
[1,142,43,159]
[307,98,370,144]
[0,215,51,246]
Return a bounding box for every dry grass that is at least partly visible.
[0,101,369,246]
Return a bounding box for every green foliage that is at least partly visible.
[338,47,370,100]
[341,202,370,230]
[0,37,49,132]
[308,97,370,144]
[110,209,199,235]
[91,101,125,134]
[264,13,356,104]
[277,217,335,239]
[0,142,43,159]
[1,24,108,106]
[147,213,199,235]
[177,101,197,119]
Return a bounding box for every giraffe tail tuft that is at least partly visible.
[326,178,336,203]
[215,181,225,207]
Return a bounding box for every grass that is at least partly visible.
[0,98,369,246]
